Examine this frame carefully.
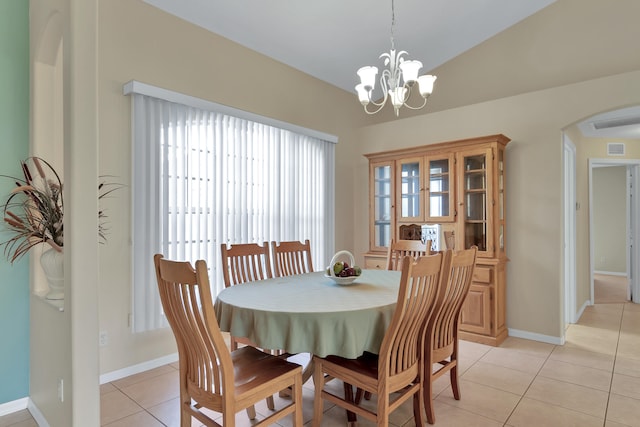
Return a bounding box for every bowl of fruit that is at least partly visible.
[325,250,362,285]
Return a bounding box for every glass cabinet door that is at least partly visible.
[460,149,493,255]
[397,157,423,223]
[426,154,454,222]
[498,148,505,253]
[371,162,393,250]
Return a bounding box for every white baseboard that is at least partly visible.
[594,270,627,277]
[576,300,590,321]
[100,353,178,384]
[0,398,49,427]
[28,400,49,427]
[508,328,564,345]
[0,397,28,417]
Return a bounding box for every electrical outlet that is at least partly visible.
[99,331,108,347]
[58,379,64,402]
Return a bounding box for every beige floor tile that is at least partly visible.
[102,410,165,427]
[146,397,203,427]
[100,382,117,395]
[497,336,555,358]
[100,389,143,425]
[538,358,613,391]
[0,410,35,427]
[550,344,615,371]
[564,327,620,356]
[506,397,603,427]
[524,376,608,418]
[462,361,536,395]
[118,370,179,409]
[617,334,640,361]
[480,346,547,375]
[605,420,632,427]
[611,373,640,400]
[607,393,640,426]
[5,420,38,427]
[459,339,493,359]
[111,364,177,389]
[436,379,521,422]
[579,312,622,331]
[424,399,503,426]
[615,355,640,378]
[584,303,625,315]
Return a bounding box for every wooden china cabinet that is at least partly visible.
[364,134,510,346]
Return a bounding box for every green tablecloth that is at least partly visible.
[214,270,401,358]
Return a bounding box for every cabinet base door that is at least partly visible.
[460,284,492,335]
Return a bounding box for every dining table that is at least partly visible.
[213,269,402,360]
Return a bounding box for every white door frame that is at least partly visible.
[588,158,640,304]
[563,135,577,324]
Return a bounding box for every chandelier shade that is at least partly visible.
[355,0,436,116]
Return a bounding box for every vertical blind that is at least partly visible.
[130,93,335,332]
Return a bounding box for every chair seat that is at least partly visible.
[324,351,378,378]
[232,346,303,395]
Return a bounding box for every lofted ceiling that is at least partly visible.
[143,0,556,94]
[143,0,639,138]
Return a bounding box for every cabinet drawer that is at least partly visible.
[364,258,386,270]
[472,266,492,284]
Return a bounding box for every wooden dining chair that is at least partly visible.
[385,238,431,270]
[312,251,452,427]
[271,239,314,277]
[154,254,303,427]
[423,246,477,424]
[221,241,272,289]
[220,242,273,351]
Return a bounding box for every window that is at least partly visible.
[126,83,336,332]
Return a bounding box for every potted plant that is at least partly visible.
[1,156,118,300]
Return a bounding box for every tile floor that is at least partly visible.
[2,302,640,426]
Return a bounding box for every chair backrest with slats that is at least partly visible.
[378,251,451,379]
[271,239,314,277]
[154,254,231,412]
[221,242,272,288]
[386,238,431,271]
[428,247,477,359]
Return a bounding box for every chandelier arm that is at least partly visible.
[363,102,388,115]
[402,95,428,111]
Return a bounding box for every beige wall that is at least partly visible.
[96,0,369,374]
[593,166,627,273]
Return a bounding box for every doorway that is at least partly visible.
[589,159,640,305]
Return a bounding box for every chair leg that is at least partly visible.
[413,388,424,427]
[312,359,324,427]
[245,405,256,420]
[343,382,358,424]
[424,374,436,425]
[450,363,461,400]
[266,395,275,410]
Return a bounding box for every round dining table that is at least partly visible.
[214,269,401,359]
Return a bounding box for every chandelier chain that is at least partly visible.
[390,0,396,51]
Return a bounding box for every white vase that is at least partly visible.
[40,248,64,300]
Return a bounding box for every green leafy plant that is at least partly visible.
[1,156,120,263]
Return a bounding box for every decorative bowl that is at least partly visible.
[325,250,359,286]
[324,274,358,286]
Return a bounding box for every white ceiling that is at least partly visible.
[143,0,556,93]
[143,0,640,139]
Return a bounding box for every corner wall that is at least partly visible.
[0,0,30,407]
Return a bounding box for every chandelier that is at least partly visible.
[355,0,437,116]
